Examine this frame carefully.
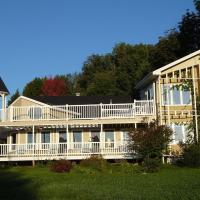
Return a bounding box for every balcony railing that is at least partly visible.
[0,142,131,161]
[0,100,154,122]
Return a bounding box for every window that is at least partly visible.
[27,132,36,143]
[182,90,191,104]
[59,131,67,143]
[123,131,129,142]
[172,87,181,105]
[41,132,50,143]
[91,131,100,142]
[162,84,191,105]
[105,131,114,142]
[174,125,184,143]
[162,84,171,105]
[73,131,82,142]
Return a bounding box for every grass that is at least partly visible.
[0,164,200,200]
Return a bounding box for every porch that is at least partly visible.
[0,142,131,161]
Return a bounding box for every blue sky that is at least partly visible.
[0,0,195,95]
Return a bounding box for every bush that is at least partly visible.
[128,121,173,172]
[50,160,72,173]
[180,144,200,167]
[113,160,142,174]
[80,155,107,171]
[143,157,161,172]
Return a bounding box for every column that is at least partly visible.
[32,125,35,166]
[100,124,104,150]
[66,124,69,155]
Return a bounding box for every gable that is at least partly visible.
[10,96,47,107]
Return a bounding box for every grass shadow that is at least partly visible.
[0,168,36,200]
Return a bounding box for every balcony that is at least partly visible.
[0,100,155,123]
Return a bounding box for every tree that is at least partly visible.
[77,43,152,97]
[149,30,180,70]
[86,71,117,96]
[112,43,152,97]
[194,0,200,13]
[41,77,69,96]
[56,73,80,95]
[178,8,200,56]
[8,89,20,106]
[77,54,115,95]
[23,78,44,97]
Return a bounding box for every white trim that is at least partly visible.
[153,50,200,75]
[135,50,200,89]
[9,96,48,107]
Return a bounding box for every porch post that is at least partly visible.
[153,82,156,117]
[100,124,104,150]
[134,123,137,129]
[66,124,69,156]
[192,66,198,142]
[32,125,35,166]
[9,133,12,152]
[1,94,5,122]
[166,76,170,125]
[158,76,162,125]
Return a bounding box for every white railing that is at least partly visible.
[0,142,130,160]
[135,100,154,115]
[0,100,155,122]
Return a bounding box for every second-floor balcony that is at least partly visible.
[0,100,155,123]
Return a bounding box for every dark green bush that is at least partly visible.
[181,144,200,167]
[50,160,72,173]
[80,155,107,171]
[143,157,161,172]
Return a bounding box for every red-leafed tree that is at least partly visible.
[41,77,68,96]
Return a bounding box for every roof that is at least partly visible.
[31,96,133,105]
[0,77,9,94]
[135,49,200,89]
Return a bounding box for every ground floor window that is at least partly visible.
[171,124,191,144]
[91,131,100,142]
[105,131,114,142]
[41,132,50,143]
[27,132,36,143]
[105,130,114,148]
[122,131,129,142]
[73,131,82,142]
[59,131,67,143]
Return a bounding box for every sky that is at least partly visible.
[0,0,196,95]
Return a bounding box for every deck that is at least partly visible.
[0,100,155,126]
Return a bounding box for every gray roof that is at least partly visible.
[31,96,133,105]
[0,77,9,94]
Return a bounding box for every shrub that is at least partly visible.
[50,160,72,173]
[180,143,200,167]
[143,157,161,172]
[113,160,142,174]
[80,155,107,171]
[128,121,173,172]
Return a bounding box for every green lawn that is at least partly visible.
[0,165,200,200]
